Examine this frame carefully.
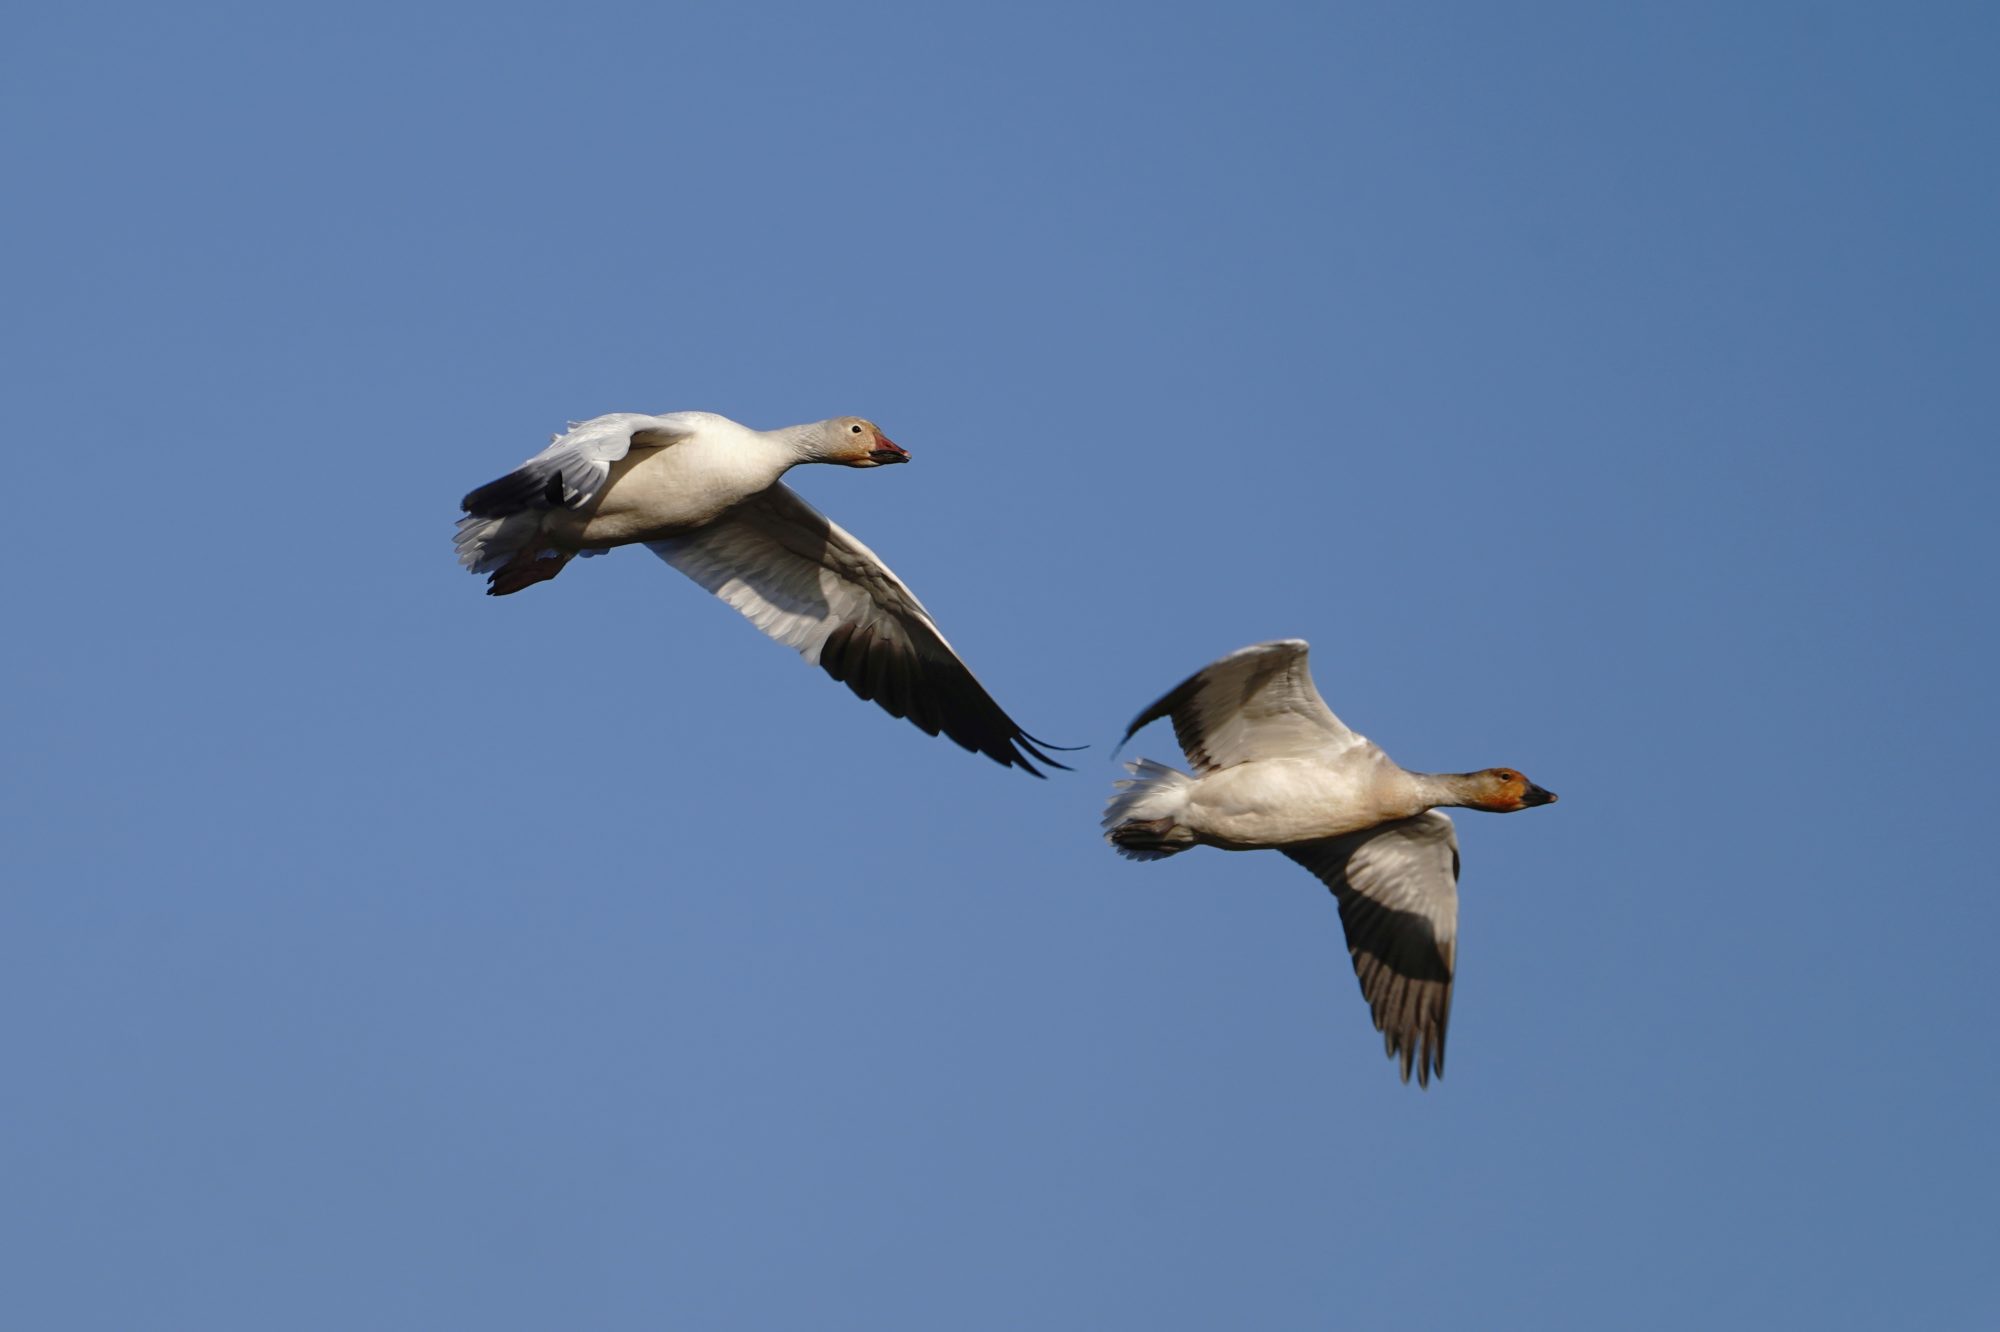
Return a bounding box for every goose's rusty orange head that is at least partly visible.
[1470,768,1559,813]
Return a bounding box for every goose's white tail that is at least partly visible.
[455,511,576,596]
[455,512,540,577]
[1102,759,1198,861]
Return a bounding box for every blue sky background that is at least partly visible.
[4,2,1994,1327]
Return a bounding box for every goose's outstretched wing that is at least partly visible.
[458,411,716,518]
[647,483,1068,776]
[1283,811,1460,1087]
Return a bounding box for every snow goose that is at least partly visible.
[1103,640,1556,1084]
[455,410,1067,775]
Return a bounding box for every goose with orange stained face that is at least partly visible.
[1103,639,1556,1085]
[454,410,1066,775]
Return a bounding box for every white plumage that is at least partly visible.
[455,410,1066,775]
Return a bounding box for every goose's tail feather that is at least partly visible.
[1102,759,1198,861]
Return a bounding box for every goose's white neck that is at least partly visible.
[766,420,838,465]
[1407,770,1489,811]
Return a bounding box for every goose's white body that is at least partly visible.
[1105,639,1556,1085]
[454,410,1064,774]
[1177,754,1424,848]
[563,424,781,542]
[456,412,814,562]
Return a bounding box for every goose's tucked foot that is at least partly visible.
[487,547,573,596]
[1109,816,1197,860]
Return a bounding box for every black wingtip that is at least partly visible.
[812,617,1087,779]
[462,461,567,518]
[1007,733,1085,777]
[992,743,1054,778]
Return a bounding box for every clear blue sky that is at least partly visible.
[4,2,1994,1327]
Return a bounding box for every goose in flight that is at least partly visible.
[1103,640,1556,1084]
[455,410,1067,775]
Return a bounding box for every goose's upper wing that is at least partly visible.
[1283,811,1460,1087]
[1120,639,1359,774]
[459,411,713,517]
[646,482,1066,776]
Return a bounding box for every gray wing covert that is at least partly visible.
[1120,639,1355,773]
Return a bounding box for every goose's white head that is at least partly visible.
[823,416,908,467]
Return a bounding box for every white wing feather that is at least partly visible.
[459,411,714,516]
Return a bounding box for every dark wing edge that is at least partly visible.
[816,619,1073,777]
[460,438,609,517]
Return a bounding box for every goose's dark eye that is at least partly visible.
[850,424,862,433]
